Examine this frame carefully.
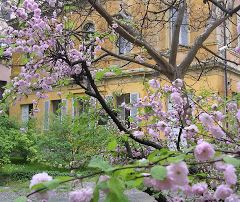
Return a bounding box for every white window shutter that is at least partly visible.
[130,93,139,119]
[72,98,75,117]
[90,97,97,109]
[21,105,29,123]
[44,100,50,129]
[61,99,68,120]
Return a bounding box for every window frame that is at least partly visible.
[169,7,189,46]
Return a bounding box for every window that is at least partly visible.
[83,22,95,42]
[0,81,6,100]
[117,93,130,125]
[117,36,132,54]
[51,99,68,120]
[116,93,139,126]
[72,98,85,117]
[21,104,33,123]
[52,100,62,115]
[0,0,12,21]
[170,8,189,46]
[44,101,50,130]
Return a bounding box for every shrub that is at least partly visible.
[35,108,114,170]
[0,116,37,165]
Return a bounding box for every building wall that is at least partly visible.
[8,0,240,125]
[8,68,240,126]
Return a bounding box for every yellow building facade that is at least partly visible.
[8,0,240,126]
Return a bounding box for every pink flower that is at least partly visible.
[192,182,208,195]
[235,46,240,53]
[135,55,144,63]
[112,23,118,29]
[30,172,53,201]
[225,194,240,202]
[148,79,160,89]
[237,110,240,122]
[172,79,183,88]
[30,172,53,188]
[148,128,159,138]
[99,175,110,183]
[199,113,214,128]
[144,177,173,191]
[224,164,237,185]
[227,102,237,111]
[69,187,93,202]
[238,24,240,33]
[194,141,215,162]
[55,24,63,33]
[209,125,225,138]
[157,121,167,131]
[184,124,198,139]
[133,131,144,139]
[214,184,233,200]
[170,92,183,106]
[215,162,227,171]
[213,111,225,122]
[167,161,189,186]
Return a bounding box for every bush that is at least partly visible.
[0,116,37,165]
[0,163,70,184]
[35,105,114,170]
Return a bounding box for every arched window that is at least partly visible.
[83,22,95,42]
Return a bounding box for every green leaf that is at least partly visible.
[105,177,129,202]
[55,176,73,181]
[92,186,100,202]
[95,71,105,81]
[30,182,46,191]
[13,196,27,202]
[223,156,240,168]
[109,34,117,42]
[107,139,117,151]
[168,154,185,163]
[125,178,143,188]
[88,157,113,171]
[150,166,167,181]
[31,176,73,191]
[44,179,61,190]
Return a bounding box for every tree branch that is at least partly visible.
[169,0,186,68]
[81,61,162,149]
[201,45,240,66]
[179,16,228,76]
[101,47,161,71]
[87,0,174,80]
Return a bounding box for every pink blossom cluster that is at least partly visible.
[29,172,53,201]
[1,0,103,108]
[130,78,240,199]
[69,187,93,202]
[144,162,189,191]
